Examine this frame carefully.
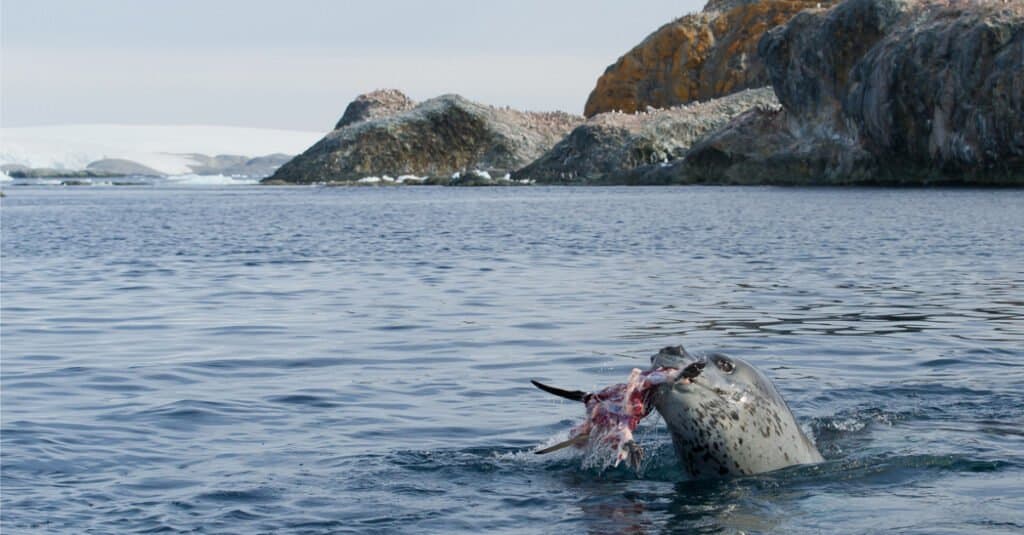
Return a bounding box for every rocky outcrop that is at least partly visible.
[266,94,581,184]
[515,88,779,183]
[583,0,835,117]
[759,0,907,125]
[646,0,1024,185]
[841,0,1024,180]
[334,89,417,130]
[622,106,873,185]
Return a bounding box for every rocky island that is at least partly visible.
[265,0,1023,186]
[264,92,581,185]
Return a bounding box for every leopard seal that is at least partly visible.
[532,345,823,479]
[650,345,823,478]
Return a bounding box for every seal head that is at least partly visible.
[651,346,824,479]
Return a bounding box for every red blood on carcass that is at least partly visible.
[562,367,678,469]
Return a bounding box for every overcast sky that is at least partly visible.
[1,0,707,131]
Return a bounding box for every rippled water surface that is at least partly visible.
[3,186,1022,533]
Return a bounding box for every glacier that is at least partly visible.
[0,124,321,176]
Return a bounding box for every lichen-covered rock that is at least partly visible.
[334,89,417,130]
[515,88,779,183]
[265,94,581,184]
[583,0,834,117]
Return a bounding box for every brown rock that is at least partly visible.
[583,0,836,117]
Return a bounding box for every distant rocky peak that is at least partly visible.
[335,89,417,130]
[704,0,830,12]
[702,0,759,13]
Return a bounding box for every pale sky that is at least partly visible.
[1,0,707,131]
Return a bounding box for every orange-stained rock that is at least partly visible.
[583,0,836,117]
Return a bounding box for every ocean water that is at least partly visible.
[2,186,1022,534]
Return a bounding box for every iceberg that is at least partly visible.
[165,173,259,186]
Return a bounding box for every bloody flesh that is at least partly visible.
[566,367,679,468]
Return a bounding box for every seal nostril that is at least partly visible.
[680,361,705,380]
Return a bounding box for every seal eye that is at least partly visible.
[714,357,735,374]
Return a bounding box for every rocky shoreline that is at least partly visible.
[264,0,1023,187]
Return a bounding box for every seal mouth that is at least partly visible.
[677,360,706,382]
[654,356,737,404]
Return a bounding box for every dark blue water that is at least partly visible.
[2,186,1022,533]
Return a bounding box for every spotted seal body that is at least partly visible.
[651,346,823,478]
